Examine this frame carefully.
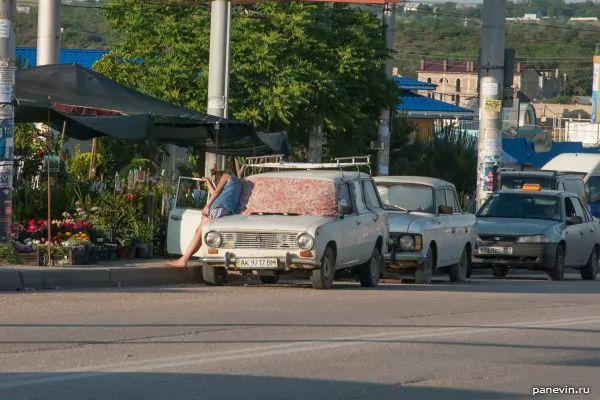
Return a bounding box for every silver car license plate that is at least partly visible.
[479,246,513,255]
[235,258,278,269]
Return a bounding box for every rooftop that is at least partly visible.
[418,59,534,75]
[397,92,475,119]
[16,47,108,69]
[394,76,437,91]
[248,170,371,182]
[373,175,455,189]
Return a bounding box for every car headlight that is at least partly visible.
[396,234,422,251]
[517,234,549,243]
[204,231,223,248]
[297,233,314,250]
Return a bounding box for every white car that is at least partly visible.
[167,157,390,290]
[374,176,477,284]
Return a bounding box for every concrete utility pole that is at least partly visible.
[0,0,16,243]
[36,0,61,65]
[375,2,396,176]
[475,0,506,209]
[204,0,231,178]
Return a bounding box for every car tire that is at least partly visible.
[259,276,280,284]
[492,266,508,278]
[546,244,565,281]
[310,245,336,290]
[202,265,227,286]
[449,247,468,282]
[580,246,598,281]
[359,246,381,288]
[415,246,433,284]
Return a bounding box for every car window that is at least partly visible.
[362,180,382,210]
[338,183,354,214]
[570,196,586,219]
[380,183,435,213]
[587,175,600,203]
[564,197,577,218]
[350,181,366,212]
[436,189,446,209]
[477,192,562,222]
[444,188,461,213]
[501,175,552,190]
[564,179,585,199]
[575,197,593,222]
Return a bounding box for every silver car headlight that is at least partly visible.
[297,233,314,250]
[205,231,223,248]
[517,234,549,243]
[399,235,415,251]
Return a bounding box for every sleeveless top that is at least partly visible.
[210,174,243,213]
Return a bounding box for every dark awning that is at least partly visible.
[13,64,290,156]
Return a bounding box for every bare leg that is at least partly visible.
[168,217,213,268]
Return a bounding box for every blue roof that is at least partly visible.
[394,76,437,91]
[502,138,600,168]
[397,92,474,116]
[16,47,108,69]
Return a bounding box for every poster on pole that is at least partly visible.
[0,161,13,188]
[0,119,13,162]
[0,20,11,39]
[482,82,498,97]
[0,66,15,85]
[0,85,11,103]
[484,99,502,113]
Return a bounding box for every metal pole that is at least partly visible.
[204,0,230,178]
[0,0,16,243]
[36,0,61,65]
[376,2,396,176]
[475,0,506,209]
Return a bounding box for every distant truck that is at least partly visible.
[541,153,600,217]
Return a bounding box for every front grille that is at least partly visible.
[221,232,299,250]
[479,235,517,243]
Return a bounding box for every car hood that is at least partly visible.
[207,214,331,233]
[387,212,432,232]
[477,217,558,236]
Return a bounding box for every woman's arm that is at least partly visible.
[203,173,231,214]
[200,177,216,196]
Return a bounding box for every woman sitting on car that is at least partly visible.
[168,165,242,269]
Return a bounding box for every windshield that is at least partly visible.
[377,183,435,213]
[501,175,553,190]
[477,192,562,221]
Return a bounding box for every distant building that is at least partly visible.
[16,6,30,14]
[402,2,421,12]
[416,59,560,108]
[523,10,543,21]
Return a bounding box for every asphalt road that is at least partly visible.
[1,270,599,400]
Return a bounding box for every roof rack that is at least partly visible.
[244,155,372,177]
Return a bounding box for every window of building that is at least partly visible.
[456,78,461,92]
[427,78,432,83]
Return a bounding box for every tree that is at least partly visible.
[93,1,399,160]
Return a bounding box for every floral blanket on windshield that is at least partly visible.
[237,177,338,217]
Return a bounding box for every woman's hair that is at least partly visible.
[212,163,237,181]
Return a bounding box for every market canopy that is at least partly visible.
[13,63,290,156]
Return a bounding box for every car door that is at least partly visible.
[166,177,209,256]
[362,178,387,254]
[563,196,587,266]
[336,181,361,266]
[349,179,376,263]
[572,195,596,260]
[434,188,453,266]
[445,187,465,262]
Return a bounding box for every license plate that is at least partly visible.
[235,258,278,269]
[479,246,513,255]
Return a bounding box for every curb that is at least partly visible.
[0,265,205,291]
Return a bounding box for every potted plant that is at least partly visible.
[117,237,131,258]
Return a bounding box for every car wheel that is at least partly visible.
[449,247,468,282]
[310,246,336,290]
[359,246,381,288]
[259,276,280,284]
[492,266,508,278]
[580,246,598,281]
[415,246,433,284]
[202,265,227,286]
[546,244,565,281]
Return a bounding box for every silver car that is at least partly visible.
[472,186,600,281]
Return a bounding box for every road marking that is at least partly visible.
[1,315,600,390]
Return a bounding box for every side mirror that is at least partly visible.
[339,204,353,216]
[568,215,583,225]
[439,205,453,215]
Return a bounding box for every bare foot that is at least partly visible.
[167,259,188,268]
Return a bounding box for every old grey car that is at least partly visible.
[472,185,600,281]
[374,176,477,284]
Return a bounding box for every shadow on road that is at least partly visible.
[0,372,529,399]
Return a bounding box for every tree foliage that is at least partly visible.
[93,1,399,158]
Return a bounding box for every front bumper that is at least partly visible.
[471,242,558,268]
[384,250,427,268]
[198,252,321,270]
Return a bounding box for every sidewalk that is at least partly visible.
[0,259,205,291]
